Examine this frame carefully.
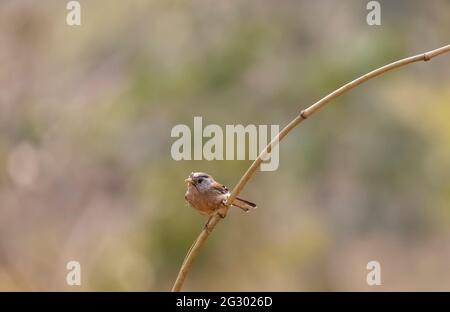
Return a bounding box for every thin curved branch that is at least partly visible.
[171,44,450,292]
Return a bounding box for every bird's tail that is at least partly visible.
[232,197,257,212]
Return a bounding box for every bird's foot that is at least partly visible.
[203,216,213,233]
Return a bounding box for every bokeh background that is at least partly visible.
[0,0,449,291]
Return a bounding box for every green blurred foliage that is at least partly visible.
[0,0,449,291]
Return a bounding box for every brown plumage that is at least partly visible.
[184,172,257,217]
[233,197,257,211]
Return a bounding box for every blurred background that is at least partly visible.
[0,0,449,291]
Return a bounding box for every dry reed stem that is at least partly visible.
[171,44,450,292]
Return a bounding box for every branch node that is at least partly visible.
[300,110,308,119]
[423,53,431,61]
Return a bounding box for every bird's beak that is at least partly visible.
[185,177,193,184]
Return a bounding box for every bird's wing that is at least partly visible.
[211,181,229,194]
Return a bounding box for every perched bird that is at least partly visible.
[184,172,257,221]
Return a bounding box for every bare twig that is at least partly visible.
[171,44,450,292]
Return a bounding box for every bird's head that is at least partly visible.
[185,172,215,191]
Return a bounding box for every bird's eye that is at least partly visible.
[197,178,203,184]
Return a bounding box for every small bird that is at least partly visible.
[184,172,257,222]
